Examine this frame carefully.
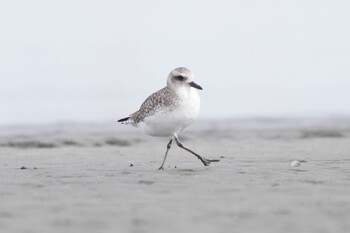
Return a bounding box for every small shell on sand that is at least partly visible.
[290,160,301,167]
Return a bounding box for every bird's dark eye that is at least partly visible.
[175,75,185,81]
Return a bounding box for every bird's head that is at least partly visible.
[167,67,202,91]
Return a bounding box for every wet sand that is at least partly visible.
[0,118,350,233]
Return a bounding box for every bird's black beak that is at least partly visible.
[189,81,203,90]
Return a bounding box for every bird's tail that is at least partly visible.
[117,117,131,124]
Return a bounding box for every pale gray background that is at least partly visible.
[1,0,349,125]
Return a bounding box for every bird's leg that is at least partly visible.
[173,134,220,166]
[158,138,173,170]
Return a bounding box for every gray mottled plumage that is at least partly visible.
[128,87,179,126]
[173,67,191,76]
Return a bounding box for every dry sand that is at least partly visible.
[0,118,350,233]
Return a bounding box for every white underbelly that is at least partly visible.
[140,90,200,137]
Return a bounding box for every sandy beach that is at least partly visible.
[1,118,350,233]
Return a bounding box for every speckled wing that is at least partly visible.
[129,87,179,126]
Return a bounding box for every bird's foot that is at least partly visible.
[201,157,220,166]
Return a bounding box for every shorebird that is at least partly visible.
[118,67,220,170]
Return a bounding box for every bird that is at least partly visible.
[118,67,220,170]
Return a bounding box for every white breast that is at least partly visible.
[177,87,201,122]
[141,87,201,137]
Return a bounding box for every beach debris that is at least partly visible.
[105,138,131,146]
[301,130,344,139]
[19,166,38,170]
[129,163,134,167]
[3,141,56,149]
[60,139,81,146]
[138,180,155,185]
[290,160,301,167]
